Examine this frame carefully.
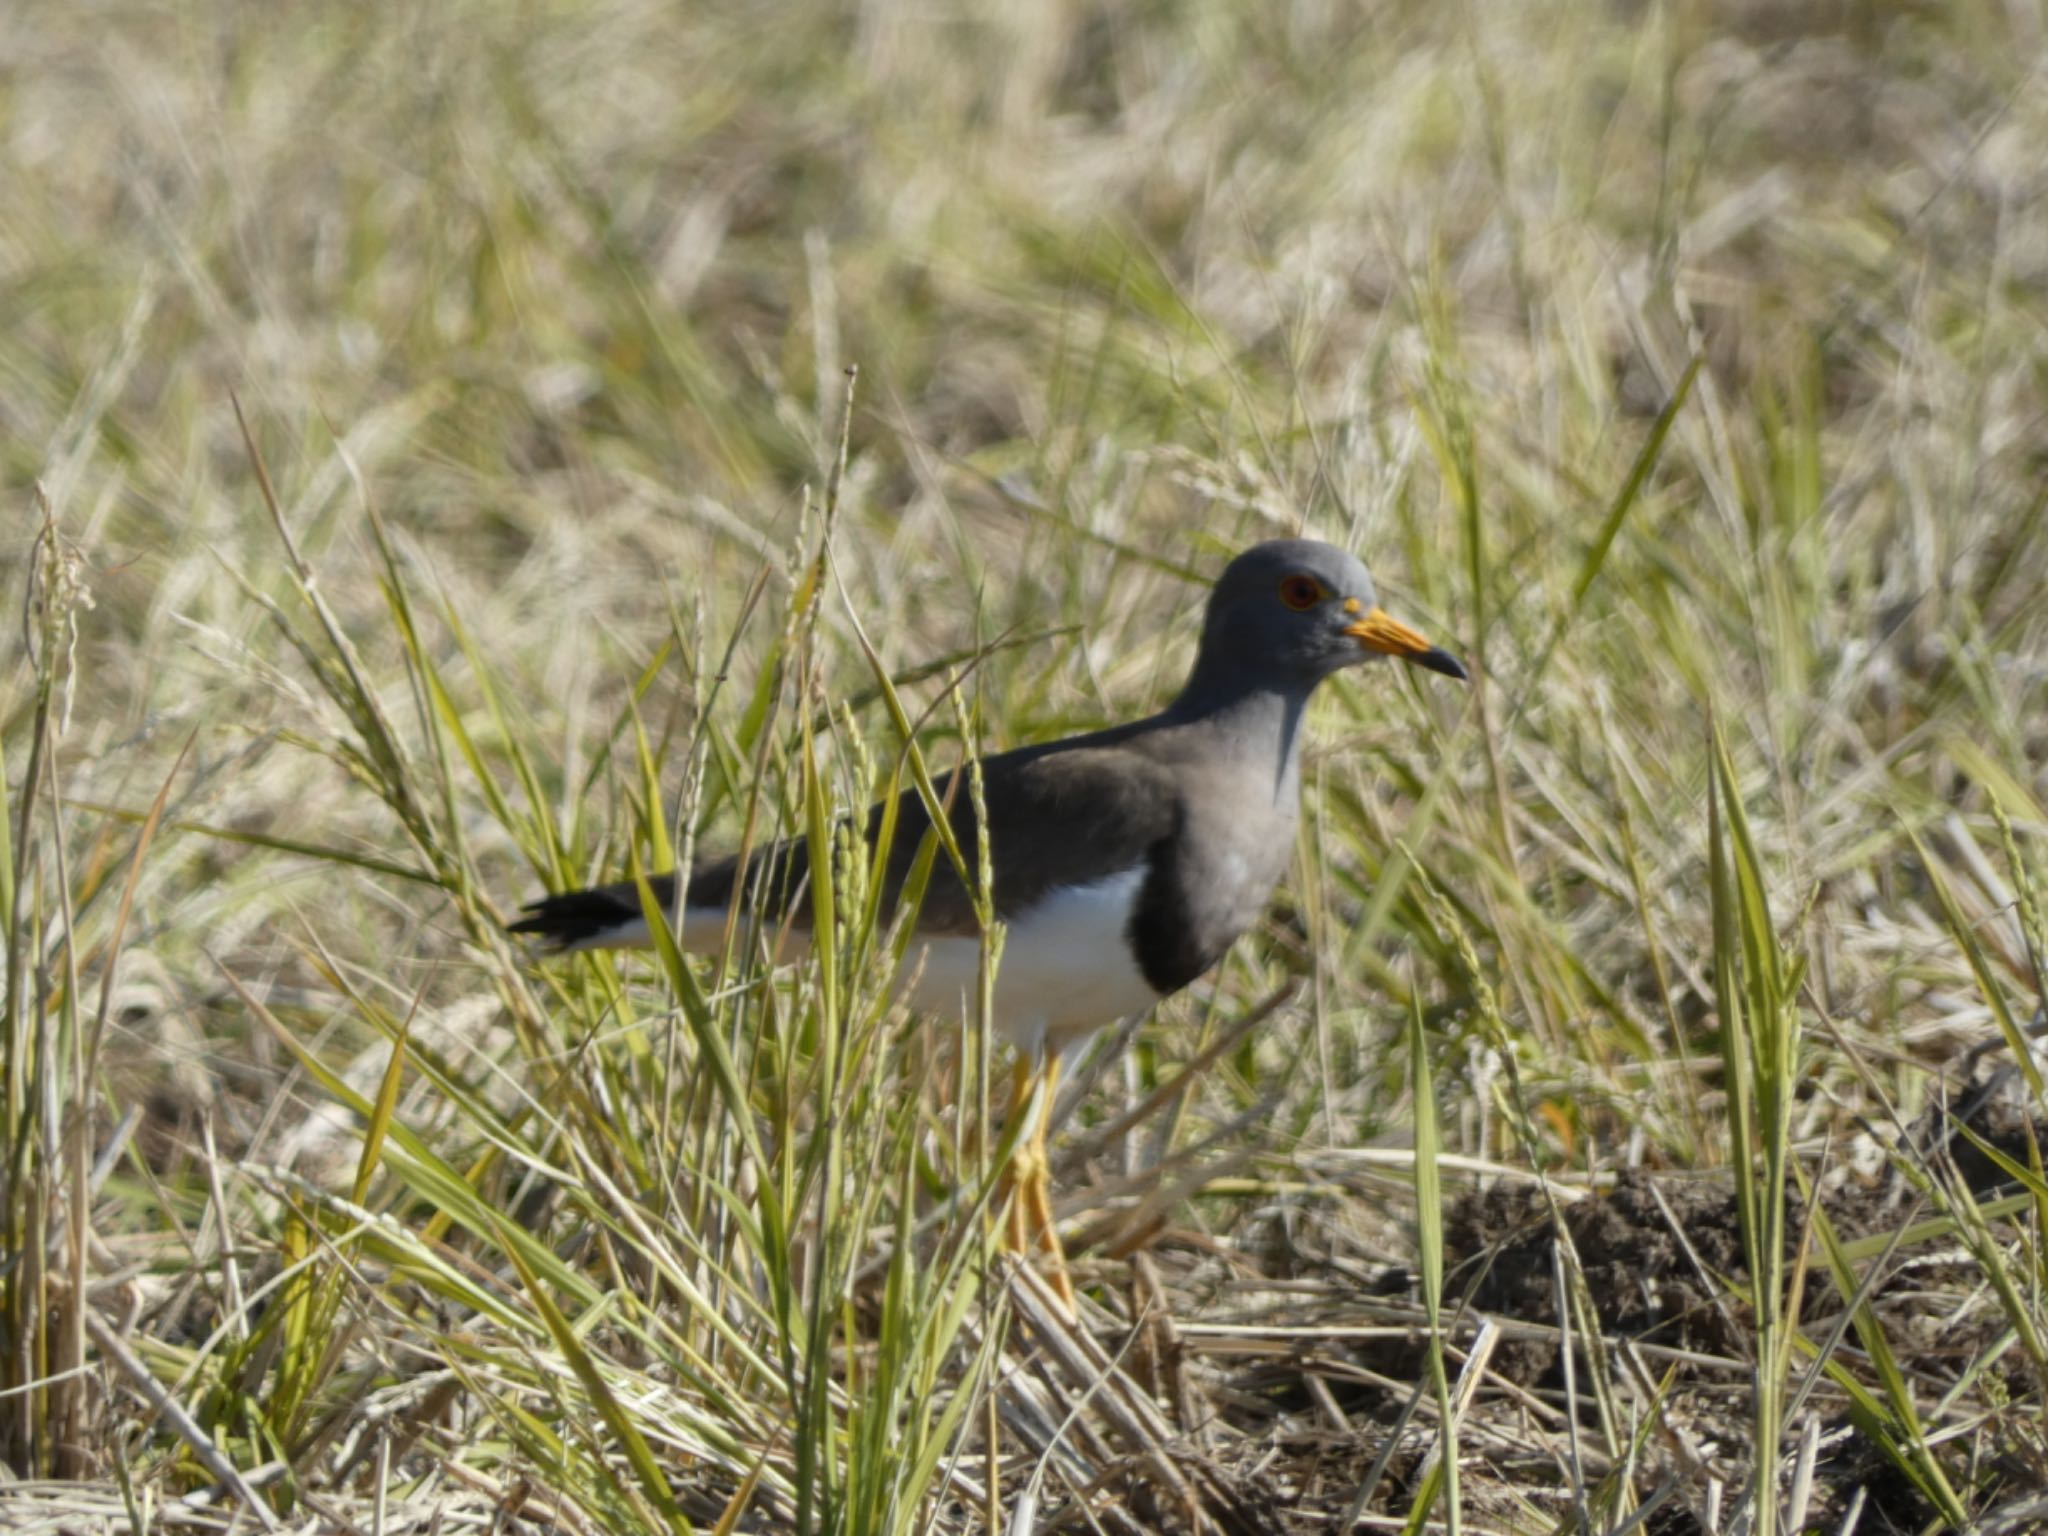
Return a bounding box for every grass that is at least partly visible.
[4,0,2047,1530]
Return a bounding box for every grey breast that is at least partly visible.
[1123,716,1300,995]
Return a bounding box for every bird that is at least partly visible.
[510,538,1465,1307]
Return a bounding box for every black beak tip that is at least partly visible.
[1414,646,1468,682]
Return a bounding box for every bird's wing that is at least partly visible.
[905,738,1181,934]
[509,732,1180,949]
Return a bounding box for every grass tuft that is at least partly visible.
[4,1,2047,1528]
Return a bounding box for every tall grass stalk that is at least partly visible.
[2,508,156,1480]
[1406,983,1459,1536]
[1707,722,1801,1536]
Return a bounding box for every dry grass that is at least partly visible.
[3,1,2046,1532]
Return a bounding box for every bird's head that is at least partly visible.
[1194,538,1467,692]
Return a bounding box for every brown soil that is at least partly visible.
[1031,1086,2048,1536]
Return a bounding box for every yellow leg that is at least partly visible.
[1024,1054,1076,1310]
[997,1053,1077,1311]
[1002,1056,1034,1257]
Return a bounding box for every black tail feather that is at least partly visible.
[506,881,652,949]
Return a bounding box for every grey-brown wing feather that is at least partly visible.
[903,736,1181,932]
[510,728,1181,946]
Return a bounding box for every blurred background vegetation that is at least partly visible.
[3,1,2044,1531]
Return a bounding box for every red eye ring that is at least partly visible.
[1278,574,1323,611]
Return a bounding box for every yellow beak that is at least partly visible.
[1344,608,1468,680]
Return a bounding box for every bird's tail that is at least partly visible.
[510,847,820,955]
[506,875,672,952]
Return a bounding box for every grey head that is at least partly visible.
[1174,538,1466,713]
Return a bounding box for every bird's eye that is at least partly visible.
[1278,574,1324,611]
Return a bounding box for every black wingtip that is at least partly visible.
[1414,646,1468,682]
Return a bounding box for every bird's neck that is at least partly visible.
[1162,673,1315,805]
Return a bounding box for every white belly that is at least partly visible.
[605,868,1163,1057]
[900,867,1162,1055]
